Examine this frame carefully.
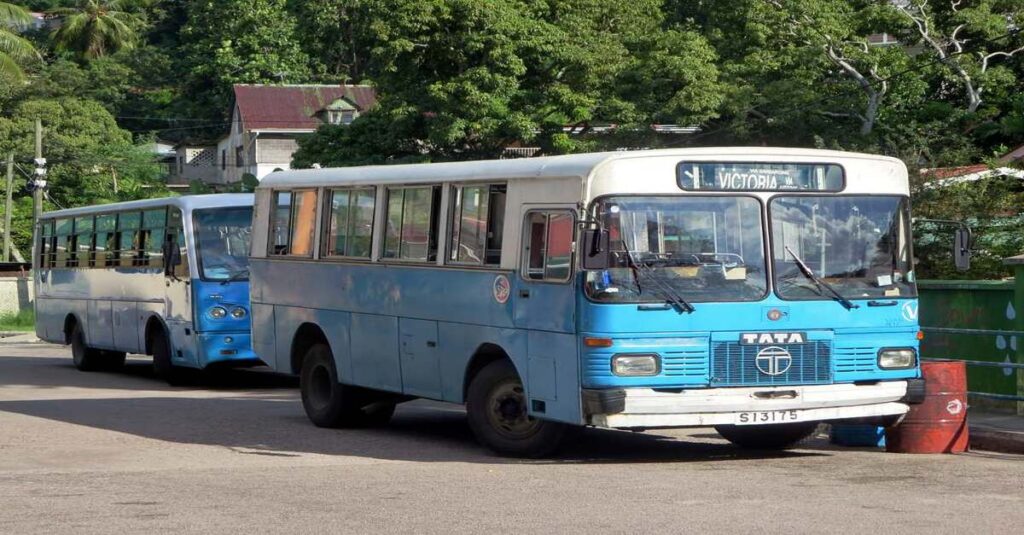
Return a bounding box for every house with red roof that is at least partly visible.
[918,145,1024,189]
[169,84,377,188]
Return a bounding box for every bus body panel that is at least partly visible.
[250,257,585,424]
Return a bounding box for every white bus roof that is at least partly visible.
[41,193,255,220]
[257,147,906,190]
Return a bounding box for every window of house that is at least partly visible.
[53,218,72,269]
[449,183,506,266]
[269,190,317,256]
[221,149,226,171]
[522,211,575,282]
[235,146,244,168]
[325,187,375,258]
[94,214,117,267]
[141,208,167,268]
[73,216,93,268]
[117,211,142,267]
[383,186,442,261]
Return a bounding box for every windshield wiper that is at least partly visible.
[221,268,250,285]
[621,241,695,314]
[784,246,858,310]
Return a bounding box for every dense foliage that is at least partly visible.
[0,0,1022,277]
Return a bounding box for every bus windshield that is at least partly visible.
[194,207,253,281]
[585,196,767,303]
[770,196,915,300]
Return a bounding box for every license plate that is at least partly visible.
[736,410,799,425]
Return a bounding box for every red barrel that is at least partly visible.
[885,361,969,454]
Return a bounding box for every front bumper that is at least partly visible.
[584,381,913,429]
[195,331,259,367]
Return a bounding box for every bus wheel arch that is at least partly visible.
[462,343,516,402]
[143,316,168,356]
[291,322,328,376]
[63,313,82,345]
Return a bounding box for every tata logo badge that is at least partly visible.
[767,308,784,321]
[755,346,793,376]
[740,332,807,345]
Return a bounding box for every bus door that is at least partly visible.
[162,212,192,358]
[513,207,579,422]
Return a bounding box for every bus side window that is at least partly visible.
[117,211,141,268]
[95,213,116,267]
[74,216,93,269]
[449,183,505,266]
[54,218,73,269]
[38,220,53,269]
[522,210,574,282]
[383,185,442,261]
[270,191,292,255]
[325,187,375,258]
[142,208,167,269]
[289,190,318,257]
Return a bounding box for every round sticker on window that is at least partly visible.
[493,274,511,304]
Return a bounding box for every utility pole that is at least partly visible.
[4,153,13,262]
[31,118,47,264]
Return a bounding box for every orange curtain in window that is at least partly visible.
[291,190,318,255]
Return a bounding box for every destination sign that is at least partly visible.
[677,162,844,192]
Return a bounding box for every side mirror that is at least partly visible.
[581,228,610,270]
[953,227,971,272]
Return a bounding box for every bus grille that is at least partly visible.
[710,341,832,386]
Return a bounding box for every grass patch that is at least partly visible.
[0,309,34,332]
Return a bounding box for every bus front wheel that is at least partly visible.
[466,359,567,458]
[714,422,819,450]
[152,329,189,386]
[300,343,396,428]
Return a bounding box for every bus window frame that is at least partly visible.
[519,208,577,285]
[446,182,507,269]
[38,219,54,269]
[267,189,318,258]
[321,186,376,261]
[381,184,443,265]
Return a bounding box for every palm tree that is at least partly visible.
[0,2,39,80]
[50,0,138,59]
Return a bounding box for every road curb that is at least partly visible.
[970,425,1024,455]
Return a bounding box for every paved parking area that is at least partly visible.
[1,342,1022,534]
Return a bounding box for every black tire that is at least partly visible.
[300,343,396,428]
[715,422,819,450]
[101,351,127,370]
[70,323,105,372]
[151,329,189,385]
[466,359,567,458]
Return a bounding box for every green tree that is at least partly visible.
[293,0,723,165]
[49,0,140,59]
[0,97,168,252]
[180,0,309,118]
[0,2,39,80]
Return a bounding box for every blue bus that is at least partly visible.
[34,194,257,384]
[249,148,931,457]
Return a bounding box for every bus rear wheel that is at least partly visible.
[70,323,106,371]
[714,422,819,450]
[466,359,567,458]
[300,343,396,428]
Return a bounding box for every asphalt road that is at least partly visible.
[1,342,1022,534]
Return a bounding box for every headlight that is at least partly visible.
[878,348,916,369]
[208,306,227,319]
[612,354,659,376]
[230,307,247,319]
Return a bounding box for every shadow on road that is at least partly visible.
[0,356,296,391]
